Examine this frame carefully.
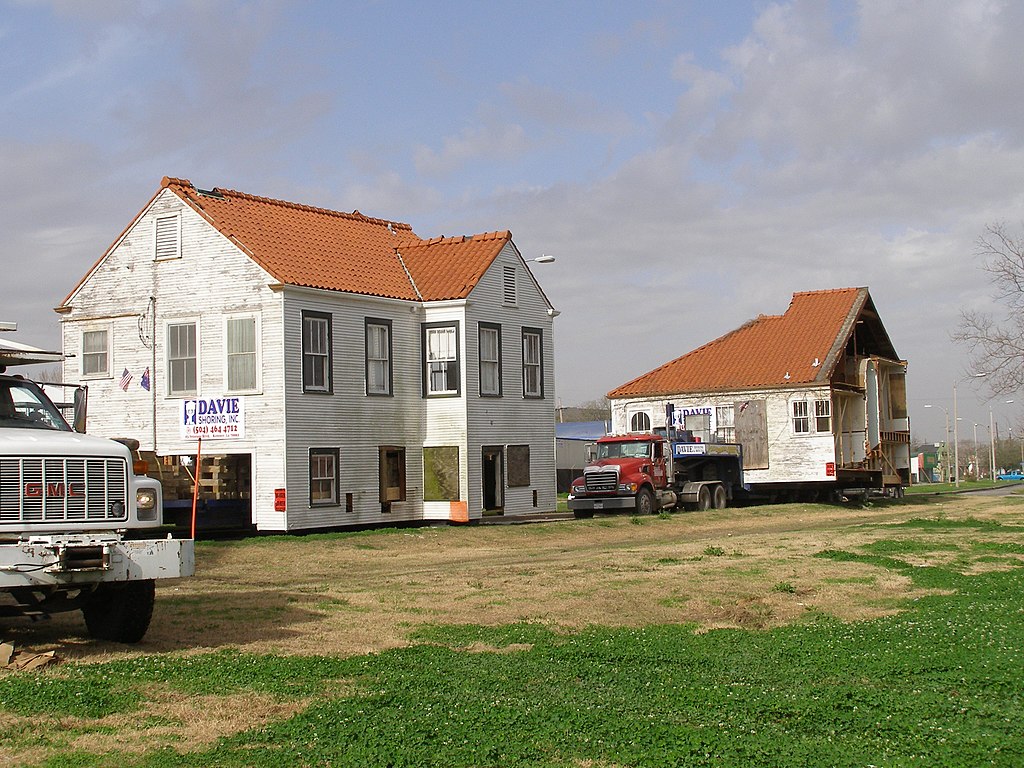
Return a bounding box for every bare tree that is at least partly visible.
[954,223,1024,395]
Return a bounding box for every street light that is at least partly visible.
[923,404,951,483]
[526,254,555,264]
[953,372,988,488]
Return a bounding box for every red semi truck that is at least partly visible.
[567,432,745,518]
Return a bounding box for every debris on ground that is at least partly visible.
[0,641,58,671]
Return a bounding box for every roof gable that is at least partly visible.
[397,231,511,301]
[609,288,898,398]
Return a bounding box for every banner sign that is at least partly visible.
[181,396,245,439]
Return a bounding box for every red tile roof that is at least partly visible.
[608,288,874,398]
[63,177,514,306]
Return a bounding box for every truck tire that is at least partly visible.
[635,488,655,515]
[83,580,156,644]
[696,485,712,511]
[713,484,727,509]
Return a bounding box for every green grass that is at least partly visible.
[4,554,1024,766]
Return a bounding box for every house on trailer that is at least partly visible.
[56,177,558,531]
[606,288,911,499]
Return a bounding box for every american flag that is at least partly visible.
[119,368,132,391]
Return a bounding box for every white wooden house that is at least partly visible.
[607,288,911,497]
[56,177,558,531]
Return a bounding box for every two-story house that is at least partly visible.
[57,177,558,531]
[606,288,911,499]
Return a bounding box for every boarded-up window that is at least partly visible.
[507,444,531,487]
[379,446,406,503]
[734,399,769,470]
[424,446,459,501]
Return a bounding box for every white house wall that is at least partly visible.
[611,387,840,485]
[465,243,556,516]
[60,189,287,530]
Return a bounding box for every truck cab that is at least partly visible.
[567,433,672,517]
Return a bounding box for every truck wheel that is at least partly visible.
[635,488,655,515]
[696,486,712,511]
[82,580,156,644]
[713,485,727,509]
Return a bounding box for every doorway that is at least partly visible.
[481,445,504,515]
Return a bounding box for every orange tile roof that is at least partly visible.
[160,177,508,302]
[608,288,872,398]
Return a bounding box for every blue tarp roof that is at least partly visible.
[556,421,609,441]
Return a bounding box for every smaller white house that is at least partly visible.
[57,177,558,531]
[607,288,910,498]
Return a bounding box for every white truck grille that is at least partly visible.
[0,457,129,524]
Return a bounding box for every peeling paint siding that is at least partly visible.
[465,244,556,516]
[60,189,286,529]
[611,386,839,485]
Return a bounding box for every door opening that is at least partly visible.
[481,445,504,515]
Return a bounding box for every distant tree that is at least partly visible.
[954,223,1024,395]
[558,398,610,422]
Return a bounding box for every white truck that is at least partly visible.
[0,326,194,643]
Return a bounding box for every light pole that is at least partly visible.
[924,404,951,483]
[953,373,987,487]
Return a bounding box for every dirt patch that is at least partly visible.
[2,493,1022,666]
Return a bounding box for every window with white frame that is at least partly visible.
[167,322,197,396]
[423,323,459,396]
[365,318,392,396]
[715,405,735,442]
[792,398,832,435]
[154,214,181,260]
[226,315,258,392]
[478,323,501,397]
[302,311,332,393]
[522,327,543,398]
[309,448,338,506]
[792,400,810,434]
[815,398,832,433]
[630,411,651,432]
[81,328,110,378]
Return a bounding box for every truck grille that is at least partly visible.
[0,457,129,525]
[584,470,618,493]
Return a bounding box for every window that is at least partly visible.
[478,323,502,397]
[154,214,181,260]
[309,449,338,506]
[302,311,332,393]
[815,399,832,433]
[365,319,392,396]
[81,328,110,378]
[792,400,810,434]
[423,323,460,396]
[630,412,651,432]
[503,265,517,305]
[507,444,531,487]
[423,446,460,501]
[522,327,543,398]
[167,322,197,396]
[716,405,735,443]
[379,446,407,503]
[226,316,258,392]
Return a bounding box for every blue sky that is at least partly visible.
[3,0,1024,443]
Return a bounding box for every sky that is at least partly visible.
[2,0,1023,446]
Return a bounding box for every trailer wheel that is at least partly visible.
[696,485,712,511]
[713,485,727,509]
[635,488,655,515]
[82,580,156,644]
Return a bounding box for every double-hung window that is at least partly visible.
[522,327,543,398]
[81,328,110,378]
[478,323,501,397]
[167,322,197,396]
[423,323,459,396]
[309,448,339,506]
[792,398,832,435]
[792,400,810,434]
[815,399,832,433]
[302,311,332,393]
[365,319,392,396]
[226,315,258,393]
[715,405,735,442]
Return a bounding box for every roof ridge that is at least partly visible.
[405,230,511,248]
[161,176,415,233]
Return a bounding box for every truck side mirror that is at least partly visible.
[72,386,88,433]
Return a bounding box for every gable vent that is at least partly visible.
[154,215,180,260]
[503,265,517,305]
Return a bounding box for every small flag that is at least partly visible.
[140,367,151,391]
[119,368,132,391]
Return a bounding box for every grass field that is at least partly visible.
[2,492,1023,766]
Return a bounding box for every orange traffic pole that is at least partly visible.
[190,437,202,540]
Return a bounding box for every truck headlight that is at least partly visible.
[136,488,158,521]
[571,484,585,494]
[619,482,637,493]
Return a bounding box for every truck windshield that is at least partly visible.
[597,441,652,460]
[0,378,72,432]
